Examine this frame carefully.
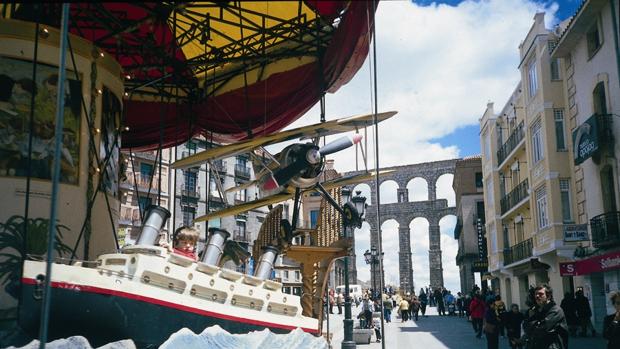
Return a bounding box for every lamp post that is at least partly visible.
[341,189,366,349]
[364,247,383,299]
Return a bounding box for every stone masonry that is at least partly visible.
[346,159,457,293]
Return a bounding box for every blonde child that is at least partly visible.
[170,226,199,260]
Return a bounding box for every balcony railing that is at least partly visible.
[500,178,529,215]
[590,211,620,248]
[181,187,200,199]
[503,238,533,265]
[234,164,251,179]
[120,173,161,193]
[497,121,525,166]
[212,160,227,173]
[119,209,141,226]
[232,231,250,242]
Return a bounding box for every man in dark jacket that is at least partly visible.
[522,284,568,349]
[575,289,596,337]
[560,292,578,336]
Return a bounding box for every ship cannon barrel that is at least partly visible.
[254,246,279,280]
[135,206,171,246]
[201,228,230,265]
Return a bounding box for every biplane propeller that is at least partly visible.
[171,111,397,223]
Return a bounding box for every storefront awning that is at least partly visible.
[559,250,620,276]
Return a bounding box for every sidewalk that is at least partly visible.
[322,305,607,349]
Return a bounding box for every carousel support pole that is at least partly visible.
[39,4,70,348]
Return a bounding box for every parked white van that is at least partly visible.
[336,284,363,304]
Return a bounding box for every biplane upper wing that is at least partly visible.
[172,111,397,169]
[193,193,292,222]
[192,170,395,222]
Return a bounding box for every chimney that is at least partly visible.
[201,228,230,265]
[254,245,279,280]
[135,205,171,246]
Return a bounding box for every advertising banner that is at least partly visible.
[559,250,620,276]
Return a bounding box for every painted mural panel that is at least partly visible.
[100,86,121,197]
[0,56,81,184]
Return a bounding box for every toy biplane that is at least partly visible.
[171,111,397,226]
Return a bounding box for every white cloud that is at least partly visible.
[281,0,560,292]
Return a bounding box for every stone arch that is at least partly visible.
[409,217,429,292]
[438,215,458,291]
[435,173,456,207]
[379,180,399,204]
[406,177,428,202]
[353,221,372,285]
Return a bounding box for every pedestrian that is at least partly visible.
[383,294,393,323]
[604,291,620,349]
[336,291,344,315]
[484,300,500,349]
[575,289,596,337]
[470,292,486,338]
[464,294,472,320]
[560,292,578,336]
[494,295,507,337]
[360,294,373,329]
[411,294,421,321]
[457,292,464,317]
[399,296,410,322]
[419,288,428,317]
[505,304,524,349]
[436,288,446,316]
[329,289,335,314]
[522,284,568,349]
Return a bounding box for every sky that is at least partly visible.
[269,0,581,293]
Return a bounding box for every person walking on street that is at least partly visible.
[457,292,464,317]
[494,295,507,337]
[328,289,335,314]
[505,304,525,349]
[522,284,568,349]
[399,296,410,322]
[470,292,486,338]
[575,289,596,337]
[419,289,428,317]
[484,300,500,349]
[336,291,344,315]
[411,294,421,321]
[436,288,446,316]
[560,292,578,337]
[603,291,620,349]
[383,294,393,323]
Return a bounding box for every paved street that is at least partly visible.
[322,305,607,349]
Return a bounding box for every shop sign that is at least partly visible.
[563,224,589,242]
[559,250,620,276]
[572,114,600,165]
[472,260,488,272]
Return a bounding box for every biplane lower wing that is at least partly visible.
[172,111,397,170]
[192,170,395,222]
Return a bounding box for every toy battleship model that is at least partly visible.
[18,206,318,347]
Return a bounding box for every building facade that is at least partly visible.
[480,12,577,309]
[453,156,486,294]
[118,149,172,245]
[551,0,620,330]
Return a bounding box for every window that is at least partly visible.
[292,287,302,296]
[476,201,485,223]
[475,172,483,188]
[138,196,152,213]
[234,181,247,202]
[235,220,246,238]
[310,210,319,228]
[593,82,608,115]
[531,120,544,163]
[209,176,224,196]
[140,162,153,178]
[294,271,300,281]
[515,220,524,243]
[283,270,289,280]
[528,61,538,97]
[182,207,196,226]
[183,170,197,192]
[550,58,561,80]
[186,141,197,152]
[282,286,291,294]
[586,19,602,58]
[554,109,566,151]
[536,186,549,229]
[502,224,510,250]
[560,179,572,223]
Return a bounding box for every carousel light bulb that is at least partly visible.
[95,128,101,133]
[124,92,129,97]
[125,75,131,80]
[95,167,101,173]
[97,89,102,95]
[124,126,130,131]
[99,51,105,58]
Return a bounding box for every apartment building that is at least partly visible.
[170,138,269,273]
[452,156,486,294]
[551,0,620,330]
[118,149,172,245]
[480,13,576,309]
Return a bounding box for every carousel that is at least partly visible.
[0,2,386,347]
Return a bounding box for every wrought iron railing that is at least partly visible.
[212,160,227,173]
[590,211,620,248]
[500,178,529,214]
[120,173,160,192]
[181,188,200,199]
[503,238,533,265]
[497,121,525,166]
[234,164,251,179]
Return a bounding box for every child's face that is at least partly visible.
[174,236,194,252]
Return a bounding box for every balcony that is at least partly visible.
[590,211,620,248]
[503,238,533,265]
[500,178,529,215]
[232,231,250,243]
[120,173,161,193]
[212,160,227,173]
[497,121,525,166]
[234,164,251,179]
[181,187,200,200]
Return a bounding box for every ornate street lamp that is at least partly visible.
[341,188,366,349]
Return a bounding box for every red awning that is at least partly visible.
[559,250,620,276]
